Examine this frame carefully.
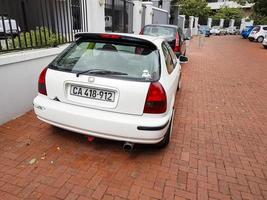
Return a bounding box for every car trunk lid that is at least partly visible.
[45,33,160,116]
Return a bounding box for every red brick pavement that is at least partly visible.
[0,36,266,199]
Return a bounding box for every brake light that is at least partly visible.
[38,67,48,95]
[144,82,167,114]
[174,32,180,52]
[100,34,121,39]
[140,28,144,35]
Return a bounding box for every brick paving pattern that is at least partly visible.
[0,36,267,199]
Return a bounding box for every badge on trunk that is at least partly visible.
[88,77,95,83]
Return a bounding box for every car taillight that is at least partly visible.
[38,67,48,95]
[139,28,144,35]
[100,34,121,39]
[174,32,180,52]
[144,82,167,114]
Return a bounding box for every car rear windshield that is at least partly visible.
[143,26,176,37]
[50,40,160,82]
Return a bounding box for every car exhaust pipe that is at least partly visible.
[123,142,134,152]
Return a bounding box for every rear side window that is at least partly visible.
[263,27,267,31]
[50,40,160,82]
[143,26,176,37]
[162,42,175,74]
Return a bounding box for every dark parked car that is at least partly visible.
[140,24,188,57]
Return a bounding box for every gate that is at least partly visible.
[0,0,88,52]
[105,0,133,33]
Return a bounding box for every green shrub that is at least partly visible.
[8,27,65,49]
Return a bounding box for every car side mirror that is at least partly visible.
[179,55,188,64]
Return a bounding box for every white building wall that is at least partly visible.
[0,45,69,125]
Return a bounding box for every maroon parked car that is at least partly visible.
[140,24,189,57]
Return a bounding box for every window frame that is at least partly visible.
[49,39,162,82]
[162,42,175,74]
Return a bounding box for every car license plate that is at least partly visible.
[70,85,115,102]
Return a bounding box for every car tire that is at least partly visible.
[264,46,267,49]
[257,36,264,43]
[156,110,174,148]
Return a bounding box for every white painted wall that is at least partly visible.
[86,0,105,32]
[194,17,199,35]
[142,2,153,26]
[133,0,143,34]
[220,19,225,27]
[0,45,68,125]
[208,18,212,28]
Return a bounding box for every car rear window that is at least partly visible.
[253,26,260,31]
[50,40,160,82]
[143,26,176,37]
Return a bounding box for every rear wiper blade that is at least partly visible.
[76,69,104,77]
[76,69,128,77]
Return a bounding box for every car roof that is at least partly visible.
[144,24,178,29]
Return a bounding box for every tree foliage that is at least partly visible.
[233,0,267,24]
[174,0,211,18]
[213,7,244,20]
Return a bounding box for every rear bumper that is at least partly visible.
[33,95,171,144]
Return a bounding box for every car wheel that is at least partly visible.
[257,36,264,43]
[156,110,174,148]
[264,46,267,49]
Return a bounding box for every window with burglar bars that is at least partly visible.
[105,0,133,33]
[0,0,88,53]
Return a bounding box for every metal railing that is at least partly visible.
[105,0,133,33]
[0,0,88,53]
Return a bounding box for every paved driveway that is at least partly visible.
[0,36,266,200]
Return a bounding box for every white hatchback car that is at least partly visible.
[248,25,267,43]
[262,34,267,49]
[34,33,186,149]
[210,26,221,35]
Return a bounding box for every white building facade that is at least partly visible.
[207,0,254,10]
